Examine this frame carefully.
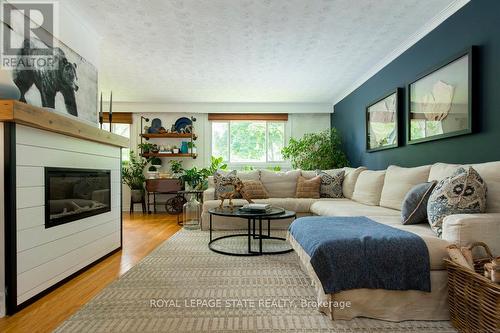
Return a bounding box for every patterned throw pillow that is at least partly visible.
[295,176,322,199]
[214,170,241,199]
[427,167,487,237]
[401,181,437,225]
[242,180,269,199]
[316,170,345,198]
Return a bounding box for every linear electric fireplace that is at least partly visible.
[45,167,111,228]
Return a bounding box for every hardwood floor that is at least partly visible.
[0,213,181,333]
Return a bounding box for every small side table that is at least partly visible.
[145,178,182,214]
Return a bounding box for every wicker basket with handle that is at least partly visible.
[444,242,500,333]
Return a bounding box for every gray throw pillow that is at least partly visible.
[401,181,437,225]
[427,167,487,237]
[315,170,345,198]
[214,170,240,199]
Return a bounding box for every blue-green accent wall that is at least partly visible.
[332,0,500,170]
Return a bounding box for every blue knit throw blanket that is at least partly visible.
[288,216,431,293]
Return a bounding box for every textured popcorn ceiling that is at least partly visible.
[63,0,457,103]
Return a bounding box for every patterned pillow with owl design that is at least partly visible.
[427,167,487,237]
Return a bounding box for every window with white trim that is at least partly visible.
[211,120,286,164]
[102,123,131,162]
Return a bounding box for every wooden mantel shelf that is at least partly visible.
[0,100,129,148]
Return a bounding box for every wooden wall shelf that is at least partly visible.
[141,133,197,139]
[140,116,197,156]
[0,100,129,148]
[142,153,197,159]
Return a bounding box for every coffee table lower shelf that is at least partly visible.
[208,209,296,256]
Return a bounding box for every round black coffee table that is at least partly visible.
[208,207,296,256]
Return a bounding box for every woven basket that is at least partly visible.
[444,242,500,333]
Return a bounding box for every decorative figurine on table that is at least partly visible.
[218,179,253,211]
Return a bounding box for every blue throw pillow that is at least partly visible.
[401,181,437,225]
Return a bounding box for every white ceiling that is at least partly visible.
[64,0,461,104]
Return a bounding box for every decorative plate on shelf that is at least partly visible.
[174,117,192,132]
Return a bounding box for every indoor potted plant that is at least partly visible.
[122,151,148,201]
[180,167,204,190]
[169,160,183,178]
[281,128,349,170]
[138,142,155,154]
[151,144,160,154]
[147,165,158,179]
[180,156,228,191]
[201,156,227,178]
[187,141,197,154]
[150,157,162,169]
[146,157,162,178]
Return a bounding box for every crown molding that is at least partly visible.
[108,102,333,114]
[331,0,471,108]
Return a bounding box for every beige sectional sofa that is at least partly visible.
[202,162,500,321]
[202,167,367,230]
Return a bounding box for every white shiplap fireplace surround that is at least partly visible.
[0,100,128,316]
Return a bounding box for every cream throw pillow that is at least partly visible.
[379,165,431,210]
[342,167,367,199]
[352,170,386,206]
[295,176,321,199]
[261,170,300,198]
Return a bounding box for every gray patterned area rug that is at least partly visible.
[56,230,455,333]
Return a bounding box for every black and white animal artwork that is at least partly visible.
[5,24,98,123]
[14,39,79,116]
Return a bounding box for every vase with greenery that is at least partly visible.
[281,128,349,170]
[122,151,148,200]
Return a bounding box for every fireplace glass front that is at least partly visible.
[45,168,111,228]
